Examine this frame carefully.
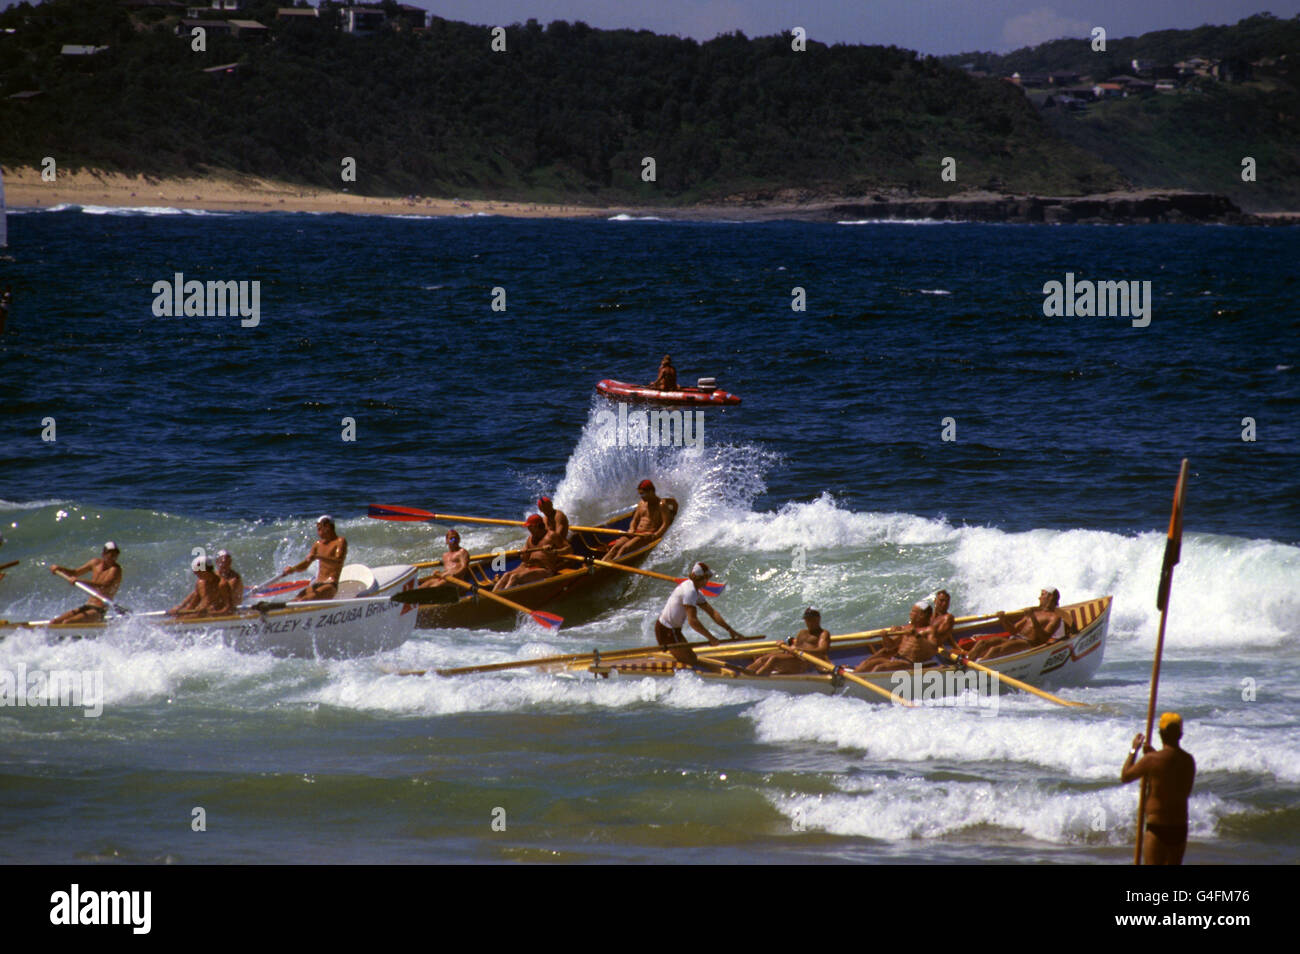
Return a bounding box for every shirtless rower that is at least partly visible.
[1121,712,1197,865]
[283,515,348,601]
[747,607,830,676]
[492,515,559,591]
[49,542,123,624]
[654,562,744,666]
[967,588,1072,661]
[168,555,234,618]
[603,480,668,561]
[855,602,938,673]
[215,549,244,607]
[650,354,678,391]
[419,529,471,591]
[930,590,958,654]
[536,497,572,554]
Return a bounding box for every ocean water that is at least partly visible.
[0,206,1296,864]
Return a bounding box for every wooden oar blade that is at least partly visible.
[530,610,564,631]
[390,587,460,605]
[368,504,436,522]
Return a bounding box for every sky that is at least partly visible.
[412,1,1299,55]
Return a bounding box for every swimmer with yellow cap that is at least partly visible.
[1121,711,1196,865]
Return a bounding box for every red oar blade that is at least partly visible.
[250,579,309,597]
[530,610,564,631]
[675,577,726,597]
[369,504,437,522]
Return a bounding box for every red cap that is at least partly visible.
[537,496,552,507]
[525,514,545,528]
[638,479,655,492]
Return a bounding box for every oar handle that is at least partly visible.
[0,560,18,571]
[412,549,522,570]
[55,569,129,615]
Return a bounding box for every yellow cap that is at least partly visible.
[1158,712,1182,731]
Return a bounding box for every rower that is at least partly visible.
[747,607,830,676]
[1121,713,1197,865]
[603,479,667,561]
[536,496,572,554]
[967,588,1071,661]
[168,555,234,618]
[492,515,558,591]
[215,549,244,606]
[284,515,348,601]
[654,562,743,666]
[930,590,958,653]
[855,602,937,673]
[49,541,123,624]
[650,354,678,391]
[419,529,471,591]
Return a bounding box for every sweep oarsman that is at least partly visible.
[49,542,123,624]
[283,515,348,601]
[654,562,743,665]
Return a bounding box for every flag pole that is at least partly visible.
[1135,458,1189,865]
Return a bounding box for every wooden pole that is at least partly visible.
[1135,458,1189,865]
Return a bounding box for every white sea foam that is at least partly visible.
[746,692,1300,783]
[767,778,1238,844]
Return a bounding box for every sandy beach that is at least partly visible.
[2,166,619,219]
[6,166,1296,225]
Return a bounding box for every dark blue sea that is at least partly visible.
[0,206,1296,864]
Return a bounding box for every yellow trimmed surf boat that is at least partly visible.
[438,596,1112,703]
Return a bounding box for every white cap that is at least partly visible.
[216,549,231,559]
[103,541,120,552]
[191,555,213,572]
[913,600,932,613]
[317,514,334,525]
[691,562,713,579]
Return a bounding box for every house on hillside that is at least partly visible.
[341,6,386,34]
[177,17,235,37]
[1010,71,1049,88]
[1048,71,1080,86]
[61,44,110,55]
[276,7,320,19]
[1214,58,1253,83]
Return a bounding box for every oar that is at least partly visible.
[440,574,563,631]
[423,634,771,677]
[53,569,131,616]
[248,578,310,597]
[411,550,522,570]
[368,504,625,536]
[390,586,460,605]
[936,649,1087,707]
[560,554,724,596]
[0,560,18,571]
[788,647,916,706]
[828,606,1036,642]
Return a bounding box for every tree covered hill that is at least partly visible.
[0,0,1122,202]
[2,2,1297,209]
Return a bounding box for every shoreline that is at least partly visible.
[5,167,1299,225]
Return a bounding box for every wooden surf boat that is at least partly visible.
[416,507,670,629]
[466,596,1112,702]
[596,378,741,406]
[0,564,419,659]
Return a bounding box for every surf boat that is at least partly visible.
[596,378,741,406]
[442,596,1112,703]
[415,507,672,629]
[0,564,419,659]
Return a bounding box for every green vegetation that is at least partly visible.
[1,2,1297,208]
